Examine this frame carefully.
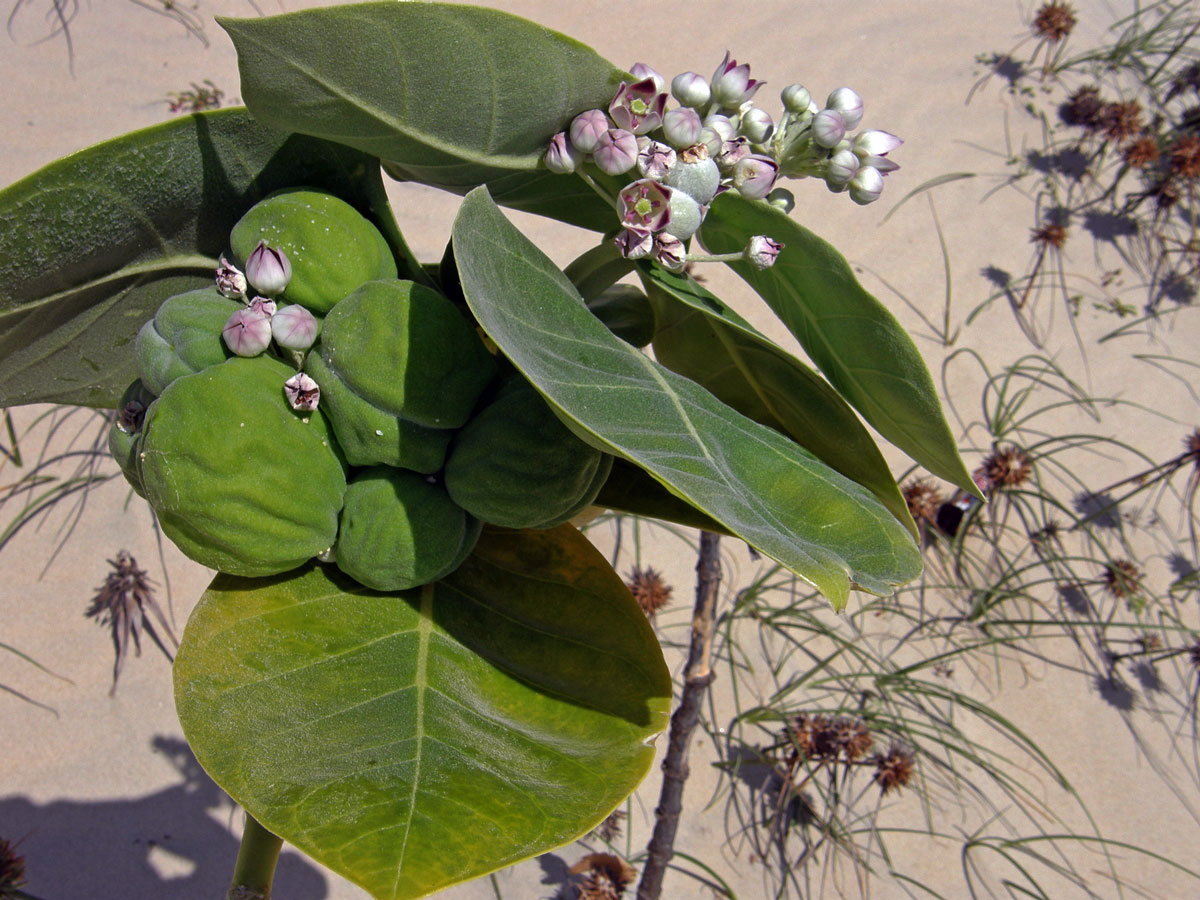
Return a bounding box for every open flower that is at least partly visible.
[609,77,667,135]
[614,226,654,260]
[619,179,673,232]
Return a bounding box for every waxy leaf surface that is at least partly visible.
[175,527,670,900]
[0,108,417,408]
[222,2,624,197]
[453,188,921,607]
[643,267,915,537]
[700,193,980,498]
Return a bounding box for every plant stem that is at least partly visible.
[228,812,283,900]
[636,530,722,900]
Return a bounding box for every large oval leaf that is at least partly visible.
[175,526,670,900]
[452,188,921,608]
[220,2,625,192]
[700,192,981,499]
[0,107,421,409]
[642,266,916,539]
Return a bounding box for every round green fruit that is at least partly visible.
[305,279,496,471]
[135,288,240,395]
[336,467,481,591]
[444,379,614,529]
[229,188,397,314]
[138,356,347,577]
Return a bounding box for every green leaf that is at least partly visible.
[595,458,730,534]
[452,188,921,608]
[0,107,418,409]
[642,267,916,539]
[175,526,670,900]
[220,2,625,191]
[700,192,981,499]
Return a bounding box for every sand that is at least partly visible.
[2,1,1198,898]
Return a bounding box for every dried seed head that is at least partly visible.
[626,566,672,618]
[872,744,915,795]
[1189,637,1200,673]
[1101,101,1143,143]
[1103,559,1144,601]
[1123,135,1160,169]
[1032,1,1076,42]
[975,445,1033,493]
[1185,429,1200,461]
[1062,86,1105,129]
[902,478,944,526]
[570,853,637,900]
[787,712,830,761]
[1169,134,1200,180]
[591,809,626,844]
[1150,177,1182,211]
[1031,221,1068,249]
[86,551,177,694]
[0,838,26,897]
[830,716,874,761]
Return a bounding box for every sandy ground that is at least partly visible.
[2,1,1199,898]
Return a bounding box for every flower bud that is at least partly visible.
[222,307,273,357]
[711,51,762,107]
[664,189,703,240]
[702,114,736,143]
[593,129,639,175]
[544,131,580,173]
[272,304,320,350]
[615,226,654,260]
[739,106,774,143]
[825,148,860,186]
[811,109,847,148]
[244,241,292,296]
[637,138,677,179]
[653,233,687,271]
[849,165,885,205]
[781,84,811,114]
[733,154,780,200]
[671,71,711,108]
[745,235,783,270]
[570,109,611,153]
[766,188,795,213]
[215,256,247,300]
[629,62,666,92]
[249,297,277,318]
[826,87,864,130]
[662,107,702,149]
[698,127,725,156]
[619,179,673,232]
[284,372,321,412]
[853,129,903,159]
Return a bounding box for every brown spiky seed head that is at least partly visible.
[976,445,1033,493]
[902,478,944,526]
[626,567,672,618]
[831,716,874,762]
[0,839,26,895]
[1103,559,1143,600]
[1033,1,1076,42]
[873,745,916,795]
[1185,429,1200,461]
[570,853,637,900]
[1031,221,1068,249]
[788,713,832,761]
[1170,134,1200,180]
[1101,101,1144,143]
[1189,637,1200,672]
[593,809,626,844]
[1123,135,1160,169]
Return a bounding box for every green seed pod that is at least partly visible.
[305,279,496,471]
[138,356,347,577]
[444,379,614,529]
[229,188,397,313]
[134,288,241,395]
[336,467,481,591]
[107,379,156,497]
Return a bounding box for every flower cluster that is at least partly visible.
[215,247,321,411]
[545,54,901,270]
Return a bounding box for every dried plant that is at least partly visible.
[85,551,177,694]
